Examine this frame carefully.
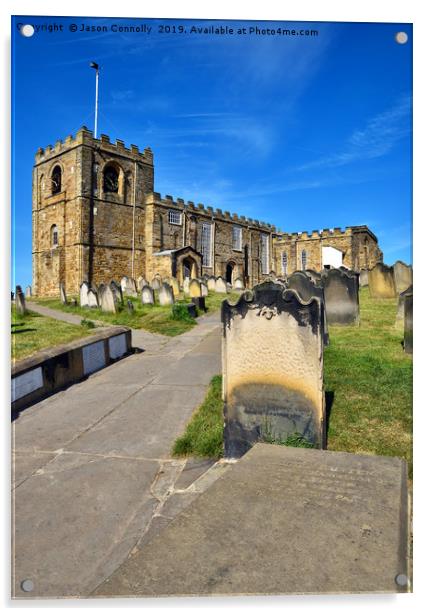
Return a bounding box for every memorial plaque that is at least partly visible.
[11,367,43,403]
[108,333,127,360]
[82,341,106,375]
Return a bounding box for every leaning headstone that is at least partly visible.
[59,282,67,305]
[110,280,123,306]
[321,268,359,325]
[222,281,326,458]
[404,290,413,354]
[234,278,244,290]
[87,288,99,308]
[121,276,138,297]
[126,299,135,315]
[159,283,174,306]
[25,285,32,298]
[15,286,26,315]
[368,263,397,299]
[393,261,413,295]
[183,277,190,295]
[99,283,116,314]
[189,278,202,298]
[396,284,413,323]
[168,277,180,298]
[285,272,328,344]
[151,276,161,291]
[207,276,216,291]
[141,285,155,305]
[80,282,89,307]
[201,282,208,297]
[215,276,227,293]
[359,269,369,287]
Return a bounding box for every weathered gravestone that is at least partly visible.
[186,303,198,318]
[359,269,369,287]
[189,278,202,298]
[136,276,149,292]
[141,285,155,305]
[305,269,322,285]
[396,284,413,323]
[59,282,67,305]
[15,286,26,315]
[99,283,116,313]
[368,263,397,299]
[151,276,162,291]
[80,282,89,307]
[393,261,413,295]
[201,282,209,297]
[168,277,180,298]
[321,268,360,325]
[159,283,174,306]
[192,296,206,312]
[183,276,190,295]
[25,285,32,298]
[110,280,123,306]
[404,290,413,354]
[121,276,137,297]
[285,272,328,344]
[215,276,227,293]
[222,281,326,458]
[207,276,216,291]
[87,288,99,308]
[127,299,135,314]
[234,277,244,290]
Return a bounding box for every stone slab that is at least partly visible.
[93,444,409,597]
[174,458,217,490]
[12,451,57,489]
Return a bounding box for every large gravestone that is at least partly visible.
[183,277,190,295]
[321,268,360,325]
[201,282,209,297]
[126,299,135,314]
[189,279,202,298]
[79,282,89,307]
[121,276,138,297]
[359,269,369,287]
[215,276,227,293]
[368,263,397,299]
[305,269,322,285]
[222,281,326,458]
[234,277,244,290]
[393,261,413,295]
[141,285,155,305]
[15,286,26,315]
[25,285,32,298]
[110,280,123,306]
[285,272,328,344]
[404,290,413,354]
[99,283,117,313]
[159,283,174,306]
[59,282,67,305]
[87,288,99,308]
[207,276,216,291]
[167,277,180,298]
[396,284,413,323]
[136,276,149,292]
[151,276,162,291]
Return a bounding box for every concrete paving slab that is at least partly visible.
[154,353,221,386]
[93,444,409,597]
[66,384,207,458]
[174,458,216,490]
[12,451,57,489]
[12,453,159,598]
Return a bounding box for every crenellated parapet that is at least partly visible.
[35,126,154,165]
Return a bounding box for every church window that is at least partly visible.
[51,166,62,194]
[282,251,288,275]
[168,210,182,225]
[103,165,119,193]
[301,249,307,270]
[51,224,59,247]
[232,226,242,251]
[201,222,213,267]
[261,233,269,274]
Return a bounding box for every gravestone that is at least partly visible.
[121,276,138,297]
[234,278,244,290]
[368,263,397,299]
[321,268,360,325]
[25,285,32,298]
[285,272,328,344]
[126,299,135,314]
[201,282,209,297]
[393,261,413,295]
[80,282,89,307]
[189,279,202,298]
[192,296,206,312]
[168,277,180,298]
[396,284,413,323]
[404,290,413,354]
[110,280,123,306]
[183,276,190,295]
[359,269,369,287]
[87,288,99,308]
[99,283,116,314]
[151,276,162,291]
[15,286,26,315]
[59,282,67,305]
[137,276,149,292]
[207,276,216,291]
[215,276,227,293]
[222,281,326,458]
[141,285,155,305]
[159,283,174,306]
[305,269,322,285]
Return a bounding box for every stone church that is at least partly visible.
[32,127,383,296]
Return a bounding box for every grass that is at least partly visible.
[33,290,239,337]
[172,288,413,476]
[11,306,94,362]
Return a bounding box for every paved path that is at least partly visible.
[12,312,222,598]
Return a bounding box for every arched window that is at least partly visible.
[51,166,62,194]
[51,224,59,247]
[301,249,307,270]
[103,165,119,193]
[281,251,288,275]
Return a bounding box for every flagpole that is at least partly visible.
[90,62,100,138]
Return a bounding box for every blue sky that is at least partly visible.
[12,16,412,287]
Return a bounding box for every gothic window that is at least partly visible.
[51,224,59,247]
[103,165,119,193]
[201,222,212,267]
[51,166,62,194]
[301,249,307,270]
[261,234,269,275]
[168,210,182,225]
[282,251,288,275]
[232,226,242,251]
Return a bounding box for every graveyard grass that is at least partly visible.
[33,291,237,337]
[11,305,94,362]
[173,288,413,476]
